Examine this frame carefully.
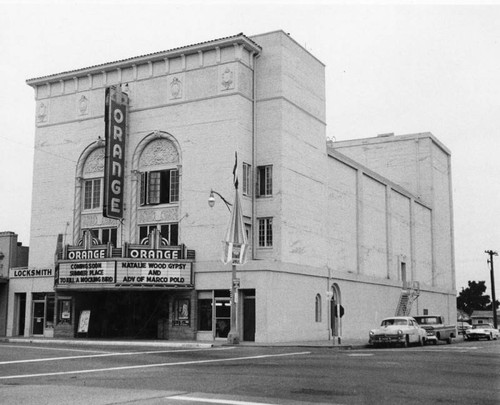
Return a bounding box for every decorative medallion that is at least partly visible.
[170,77,182,99]
[221,67,234,90]
[37,102,48,123]
[79,95,89,115]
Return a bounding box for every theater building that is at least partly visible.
[11,30,456,342]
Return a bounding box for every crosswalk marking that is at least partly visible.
[0,351,311,380]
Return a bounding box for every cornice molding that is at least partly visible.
[26,33,261,87]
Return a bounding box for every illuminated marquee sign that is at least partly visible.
[58,262,116,284]
[128,248,182,260]
[103,86,128,220]
[117,260,192,285]
[67,249,107,260]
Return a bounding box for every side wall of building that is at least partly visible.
[331,135,455,293]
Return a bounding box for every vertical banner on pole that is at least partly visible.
[221,152,248,266]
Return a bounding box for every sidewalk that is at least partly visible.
[1,336,369,350]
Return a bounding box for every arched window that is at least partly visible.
[75,145,118,247]
[135,136,181,245]
[82,148,104,211]
[139,139,180,206]
[315,294,322,322]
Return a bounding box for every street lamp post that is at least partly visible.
[485,250,498,329]
[208,155,248,344]
[208,188,247,344]
[228,263,240,344]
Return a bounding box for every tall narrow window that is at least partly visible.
[140,169,179,205]
[83,179,101,210]
[257,165,272,197]
[242,162,251,196]
[401,261,407,286]
[258,217,273,247]
[315,294,322,322]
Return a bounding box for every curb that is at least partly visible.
[1,337,213,349]
[1,337,371,350]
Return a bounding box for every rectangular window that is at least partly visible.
[139,223,179,245]
[258,217,273,247]
[257,165,272,197]
[140,169,179,206]
[83,179,101,210]
[242,162,251,196]
[84,228,117,246]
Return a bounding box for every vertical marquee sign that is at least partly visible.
[103,86,128,219]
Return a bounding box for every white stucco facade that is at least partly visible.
[7,30,456,343]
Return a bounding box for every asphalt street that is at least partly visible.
[0,339,499,404]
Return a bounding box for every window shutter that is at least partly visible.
[84,180,92,210]
[170,169,179,202]
[140,172,146,206]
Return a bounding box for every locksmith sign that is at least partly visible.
[103,86,128,220]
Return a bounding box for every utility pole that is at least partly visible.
[485,250,498,329]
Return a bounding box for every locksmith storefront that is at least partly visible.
[17,30,457,343]
[7,266,55,337]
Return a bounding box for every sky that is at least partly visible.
[0,0,499,297]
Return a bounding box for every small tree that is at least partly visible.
[457,281,491,316]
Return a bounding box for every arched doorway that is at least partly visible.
[330,283,342,343]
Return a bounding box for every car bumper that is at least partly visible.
[465,333,488,339]
[369,335,405,344]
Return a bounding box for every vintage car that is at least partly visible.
[369,316,427,347]
[457,321,472,335]
[464,324,500,341]
[413,315,457,344]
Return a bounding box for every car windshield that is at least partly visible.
[381,319,407,326]
[415,317,438,325]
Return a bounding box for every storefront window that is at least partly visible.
[215,300,231,338]
[197,299,212,331]
[46,294,55,328]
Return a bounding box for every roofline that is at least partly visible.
[26,33,261,87]
[332,132,451,156]
[327,146,431,210]
[249,29,326,67]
